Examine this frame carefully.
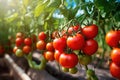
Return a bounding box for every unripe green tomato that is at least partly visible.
[61,67,69,72]
[78,55,92,65]
[69,67,78,74]
[15,49,24,57]
[87,69,95,77]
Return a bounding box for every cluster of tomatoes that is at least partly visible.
[105,30,120,79]
[13,32,37,57]
[13,24,98,74]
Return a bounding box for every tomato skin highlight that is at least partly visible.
[82,39,98,56]
[110,62,120,79]
[111,48,120,67]
[24,37,32,46]
[23,45,31,54]
[82,24,98,39]
[59,53,78,68]
[54,50,63,62]
[16,37,24,47]
[38,32,46,40]
[105,30,120,47]
[67,34,85,50]
[46,42,54,51]
[36,40,46,50]
[53,37,67,51]
[44,51,54,61]
[13,46,18,53]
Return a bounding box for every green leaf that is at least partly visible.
[22,0,29,7]
[5,13,18,23]
[34,1,49,17]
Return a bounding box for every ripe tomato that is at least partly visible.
[36,40,46,50]
[16,32,24,38]
[54,50,63,62]
[23,45,31,54]
[82,39,98,56]
[53,37,67,51]
[15,49,24,57]
[46,42,54,51]
[44,51,54,61]
[0,46,4,55]
[13,46,18,53]
[111,48,120,66]
[38,32,46,40]
[59,52,78,68]
[15,37,24,47]
[105,30,120,47]
[82,24,98,39]
[51,31,59,39]
[78,55,92,65]
[67,34,85,50]
[24,37,32,46]
[68,25,80,34]
[110,62,120,79]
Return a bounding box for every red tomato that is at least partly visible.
[110,62,120,79]
[0,46,4,55]
[24,37,32,46]
[23,45,31,54]
[59,52,78,68]
[38,32,46,40]
[67,34,85,50]
[68,25,80,34]
[53,37,67,51]
[54,50,63,62]
[36,40,46,50]
[16,32,24,38]
[44,51,54,61]
[13,46,18,53]
[16,37,24,46]
[111,48,120,67]
[46,42,54,51]
[82,39,98,56]
[82,24,98,39]
[105,30,120,47]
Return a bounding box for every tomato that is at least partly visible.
[44,51,54,61]
[67,34,85,50]
[61,67,69,72]
[82,39,98,56]
[68,25,80,34]
[16,37,24,47]
[13,46,18,53]
[46,42,54,51]
[53,37,67,51]
[24,37,32,46]
[59,52,78,68]
[78,55,92,65]
[23,45,31,54]
[15,49,24,57]
[0,45,4,55]
[36,40,46,50]
[110,62,120,79]
[16,32,24,38]
[54,50,63,62]
[111,48,120,66]
[31,34,37,43]
[105,30,120,47]
[51,31,59,39]
[38,32,46,40]
[69,67,78,74]
[82,24,98,39]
